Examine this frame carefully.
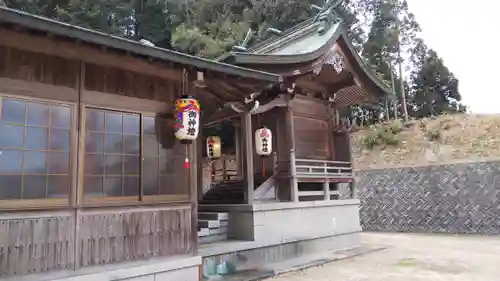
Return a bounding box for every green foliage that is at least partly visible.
[426,128,441,141]
[361,120,402,149]
[4,0,467,125]
[387,119,403,134]
[361,132,378,149]
[380,131,399,145]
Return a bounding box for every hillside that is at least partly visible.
[351,114,500,170]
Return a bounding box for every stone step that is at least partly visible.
[198,220,220,229]
[198,212,228,221]
[198,228,210,237]
[199,233,227,244]
[198,219,228,229]
[198,226,228,237]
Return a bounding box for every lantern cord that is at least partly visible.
[184,145,189,169]
[181,69,188,94]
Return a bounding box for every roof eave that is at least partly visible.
[231,24,343,65]
[0,7,282,84]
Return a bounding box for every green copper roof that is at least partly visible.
[218,1,392,98]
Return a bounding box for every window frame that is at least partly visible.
[0,95,192,210]
[141,113,190,203]
[78,105,190,206]
[0,93,77,209]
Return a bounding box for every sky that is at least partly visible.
[406,0,500,114]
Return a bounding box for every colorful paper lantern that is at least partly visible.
[173,95,200,142]
[255,127,272,156]
[206,136,222,159]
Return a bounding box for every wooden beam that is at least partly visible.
[0,28,183,81]
[202,108,239,127]
[242,112,254,204]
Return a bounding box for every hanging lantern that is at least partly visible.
[206,136,222,159]
[255,127,272,157]
[173,95,200,143]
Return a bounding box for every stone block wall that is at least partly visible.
[356,160,500,234]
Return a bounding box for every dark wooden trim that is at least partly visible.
[82,90,170,113]
[0,28,184,82]
[0,77,78,102]
[203,108,239,127]
[0,8,282,84]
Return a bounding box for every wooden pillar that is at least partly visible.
[233,121,242,178]
[284,104,298,202]
[242,112,254,204]
[189,141,199,252]
[290,149,298,202]
[196,136,204,202]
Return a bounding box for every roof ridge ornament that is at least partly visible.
[267,28,283,36]
[312,0,345,35]
[232,28,253,52]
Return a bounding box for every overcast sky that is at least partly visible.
[406,0,499,114]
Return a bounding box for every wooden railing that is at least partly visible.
[210,155,239,182]
[295,159,353,180]
[281,149,354,202]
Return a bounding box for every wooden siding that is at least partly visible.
[0,206,193,277]
[0,212,75,276]
[77,207,193,268]
[0,46,79,90]
[84,63,176,103]
[290,97,329,120]
[0,34,196,278]
[293,115,331,159]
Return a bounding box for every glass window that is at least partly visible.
[142,116,186,197]
[83,108,140,199]
[0,97,72,201]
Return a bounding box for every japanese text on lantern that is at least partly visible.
[187,111,197,136]
[174,96,200,141]
[261,130,269,153]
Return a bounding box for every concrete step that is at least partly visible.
[199,233,227,244]
[198,212,228,221]
[198,228,210,237]
[198,219,228,229]
[198,226,228,237]
[207,226,228,235]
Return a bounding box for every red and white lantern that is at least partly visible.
[255,127,272,157]
[173,96,200,142]
[206,136,222,159]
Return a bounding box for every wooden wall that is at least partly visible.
[290,97,333,160]
[0,207,193,276]
[77,207,193,268]
[0,35,195,278]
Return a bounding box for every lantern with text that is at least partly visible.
[206,136,222,159]
[173,95,200,143]
[255,127,272,157]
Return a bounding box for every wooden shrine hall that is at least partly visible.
[0,1,390,280]
[198,0,391,218]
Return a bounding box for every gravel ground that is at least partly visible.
[270,232,500,281]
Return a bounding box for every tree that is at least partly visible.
[3,0,466,121]
[411,47,461,117]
